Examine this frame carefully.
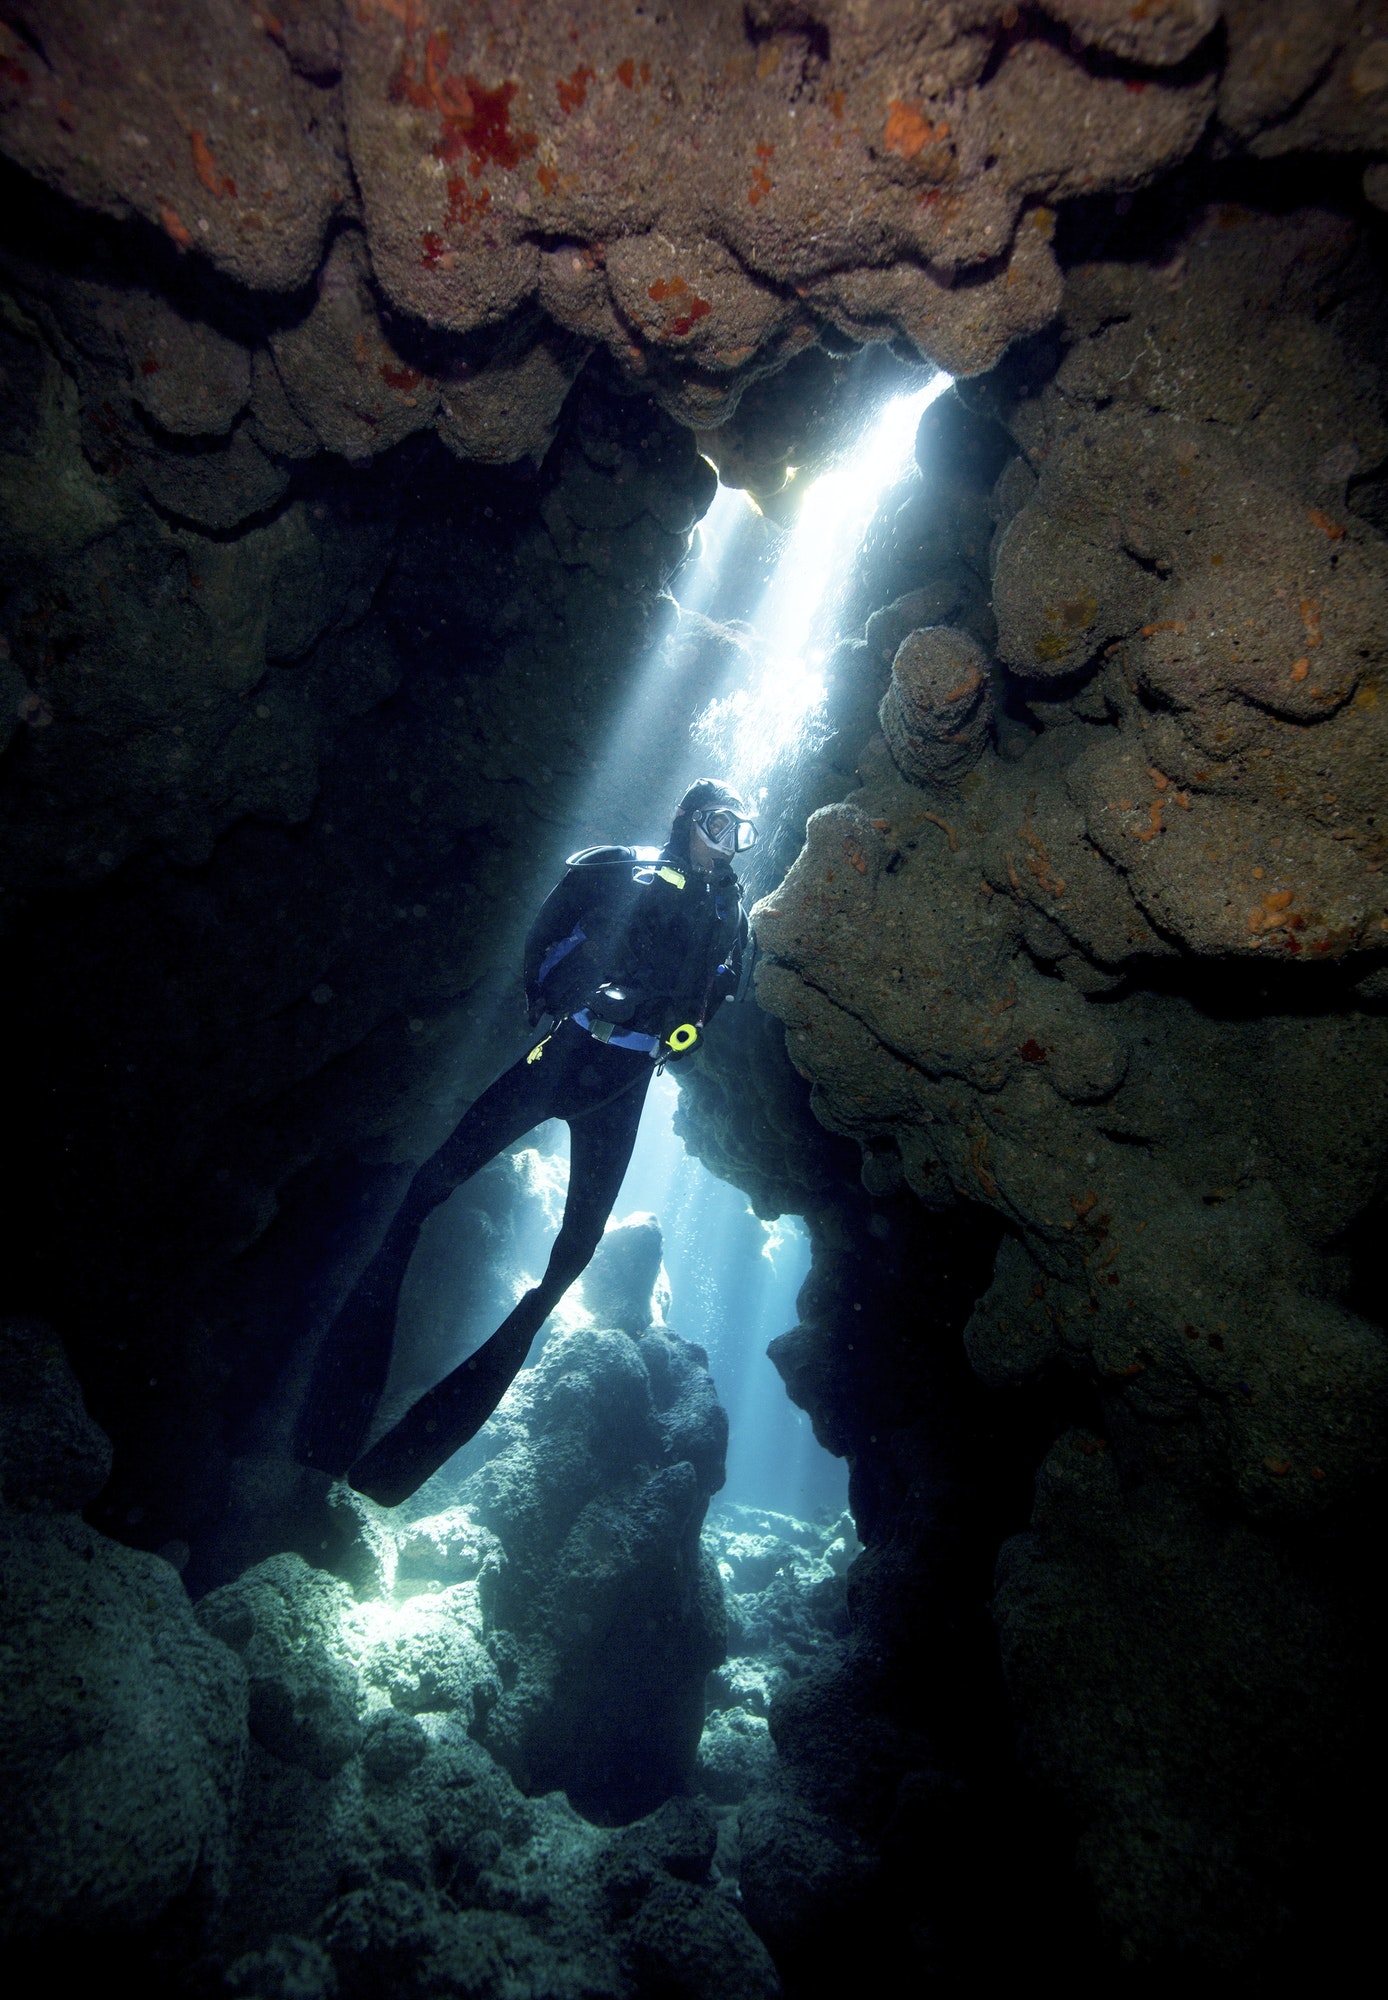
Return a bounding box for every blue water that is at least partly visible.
[613,1071,846,1522]
[497,1071,846,1524]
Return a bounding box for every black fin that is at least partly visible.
[347,1293,547,1506]
[294,1282,399,1476]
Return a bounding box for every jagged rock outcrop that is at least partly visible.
[748,189,1388,1966]
[176,1377,774,1998]
[0,1321,248,1944]
[578,1213,668,1335]
[696,1502,855,1808]
[879,624,994,785]
[218,1698,777,1999]
[448,1324,729,1822]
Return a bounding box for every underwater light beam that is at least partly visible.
[694,369,953,799]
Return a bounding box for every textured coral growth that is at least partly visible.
[190,129,236,200]
[556,64,594,114]
[391,25,536,176]
[646,275,712,338]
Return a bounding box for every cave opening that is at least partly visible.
[345,352,951,1538]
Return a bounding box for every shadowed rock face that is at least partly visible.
[0,1320,248,1944]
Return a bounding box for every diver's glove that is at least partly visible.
[662,1021,702,1062]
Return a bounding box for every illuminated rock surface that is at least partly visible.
[741,195,1388,1969]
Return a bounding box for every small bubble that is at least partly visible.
[311,984,333,1005]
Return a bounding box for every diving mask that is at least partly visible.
[691,806,757,855]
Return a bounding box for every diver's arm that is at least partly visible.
[714,906,750,1005]
[522,872,590,1016]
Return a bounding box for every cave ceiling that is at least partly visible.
[3,0,1384,463]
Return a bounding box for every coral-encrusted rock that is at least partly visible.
[121,291,252,438]
[992,202,1388,963]
[0,1,339,291]
[216,1708,778,1998]
[580,1211,666,1335]
[394,1506,501,1591]
[198,1554,364,1779]
[435,317,592,466]
[352,1585,499,1725]
[270,230,440,463]
[452,1326,728,1821]
[0,1514,249,1938]
[737,1794,876,1976]
[2,0,1383,464]
[880,625,994,785]
[696,1705,776,1805]
[1041,0,1222,65]
[0,1325,247,1941]
[0,0,1279,439]
[135,421,290,532]
[748,184,1388,1972]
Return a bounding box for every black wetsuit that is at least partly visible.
[299,846,745,1505]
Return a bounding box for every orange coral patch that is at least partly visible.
[190,128,236,200]
[158,204,192,251]
[393,28,536,177]
[557,64,594,114]
[883,99,948,160]
[446,178,491,227]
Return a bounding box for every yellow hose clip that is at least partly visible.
[526,1033,552,1065]
[666,1021,700,1056]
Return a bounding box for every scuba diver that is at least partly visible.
[297,779,755,1507]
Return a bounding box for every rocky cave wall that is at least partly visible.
[3,1,1388,1992]
[728,183,1388,1972]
